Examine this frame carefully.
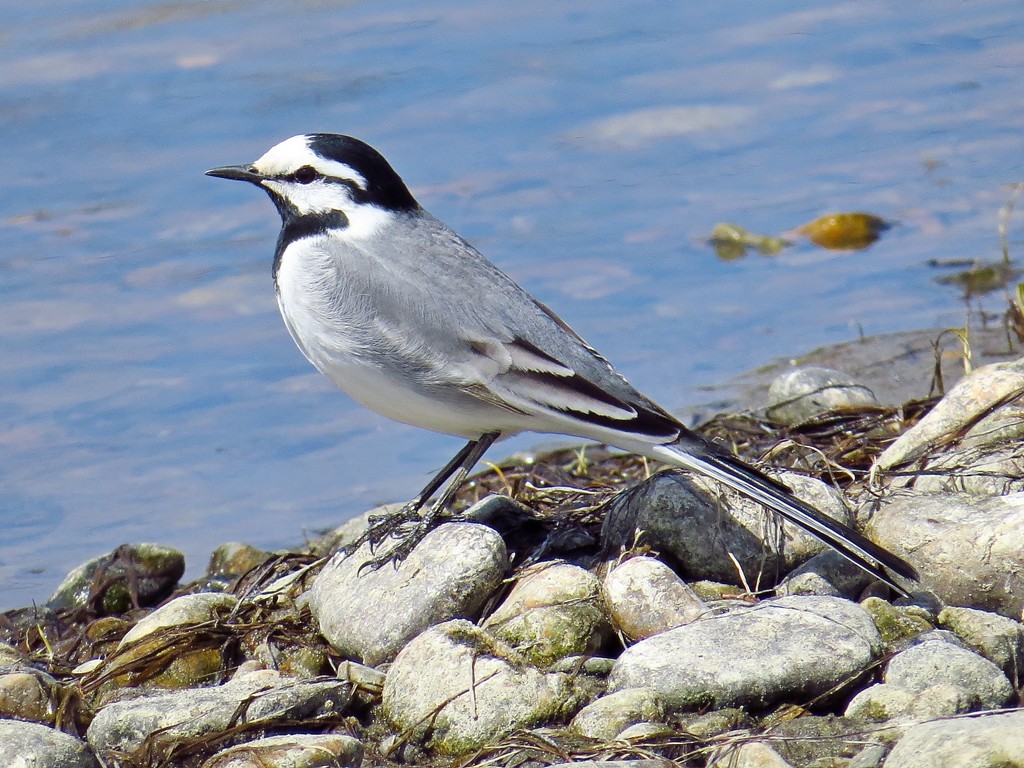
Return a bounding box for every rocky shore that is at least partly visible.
[3,339,1024,768]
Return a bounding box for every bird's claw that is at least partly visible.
[357,532,422,573]
[342,502,451,573]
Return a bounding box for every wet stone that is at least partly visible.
[712,742,796,768]
[84,592,240,693]
[0,664,60,724]
[764,715,876,766]
[850,744,888,768]
[908,681,966,720]
[845,682,914,723]
[615,721,675,740]
[775,549,876,599]
[207,541,274,578]
[677,707,750,739]
[47,543,185,614]
[307,504,395,557]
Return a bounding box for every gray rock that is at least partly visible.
[850,678,969,729]
[690,580,746,600]
[549,655,616,676]
[0,719,99,768]
[860,597,934,650]
[381,619,582,755]
[600,470,853,587]
[609,595,880,710]
[766,366,879,426]
[202,733,363,768]
[907,682,965,720]
[712,742,796,768]
[869,492,1024,618]
[765,715,878,766]
[601,556,706,641]
[0,664,60,724]
[875,359,1024,494]
[84,592,240,692]
[118,592,238,647]
[775,549,876,599]
[850,744,888,768]
[570,687,666,741]
[0,643,24,664]
[938,605,1024,680]
[773,569,841,598]
[845,683,914,722]
[47,543,185,614]
[544,763,668,768]
[87,671,352,760]
[884,631,1013,711]
[207,541,273,578]
[335,659,386,695]
[678,707,750,739]
[915,444,1024,496]
[615,721,675,740]
[884,708,1024,767]
[482,561,610,667]
[308,522,506,664]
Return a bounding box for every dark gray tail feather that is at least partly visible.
[650,441,918,596]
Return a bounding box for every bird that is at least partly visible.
[206,134,918,593]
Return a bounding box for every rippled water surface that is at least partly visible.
[2,1,1023,606]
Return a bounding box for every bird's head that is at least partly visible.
[207,134,419,237]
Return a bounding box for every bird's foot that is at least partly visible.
[342,502,451,572]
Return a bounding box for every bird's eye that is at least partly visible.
[293,166,318,184]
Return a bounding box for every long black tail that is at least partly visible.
[649,441,918,596]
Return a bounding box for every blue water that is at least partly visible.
[2,0,1022,607]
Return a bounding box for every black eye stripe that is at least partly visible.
[278,170,365,193]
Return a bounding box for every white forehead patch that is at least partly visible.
[252,135,367,189]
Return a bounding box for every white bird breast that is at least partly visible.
[274,234,526,439]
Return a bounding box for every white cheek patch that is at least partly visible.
[337,203,393,241]
[262,179,393,241]
[262,179,352,215]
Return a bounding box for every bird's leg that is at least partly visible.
[345,432,500,569]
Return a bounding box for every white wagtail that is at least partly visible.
[207,134,917,593]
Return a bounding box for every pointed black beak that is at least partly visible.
[205,165,264,184]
